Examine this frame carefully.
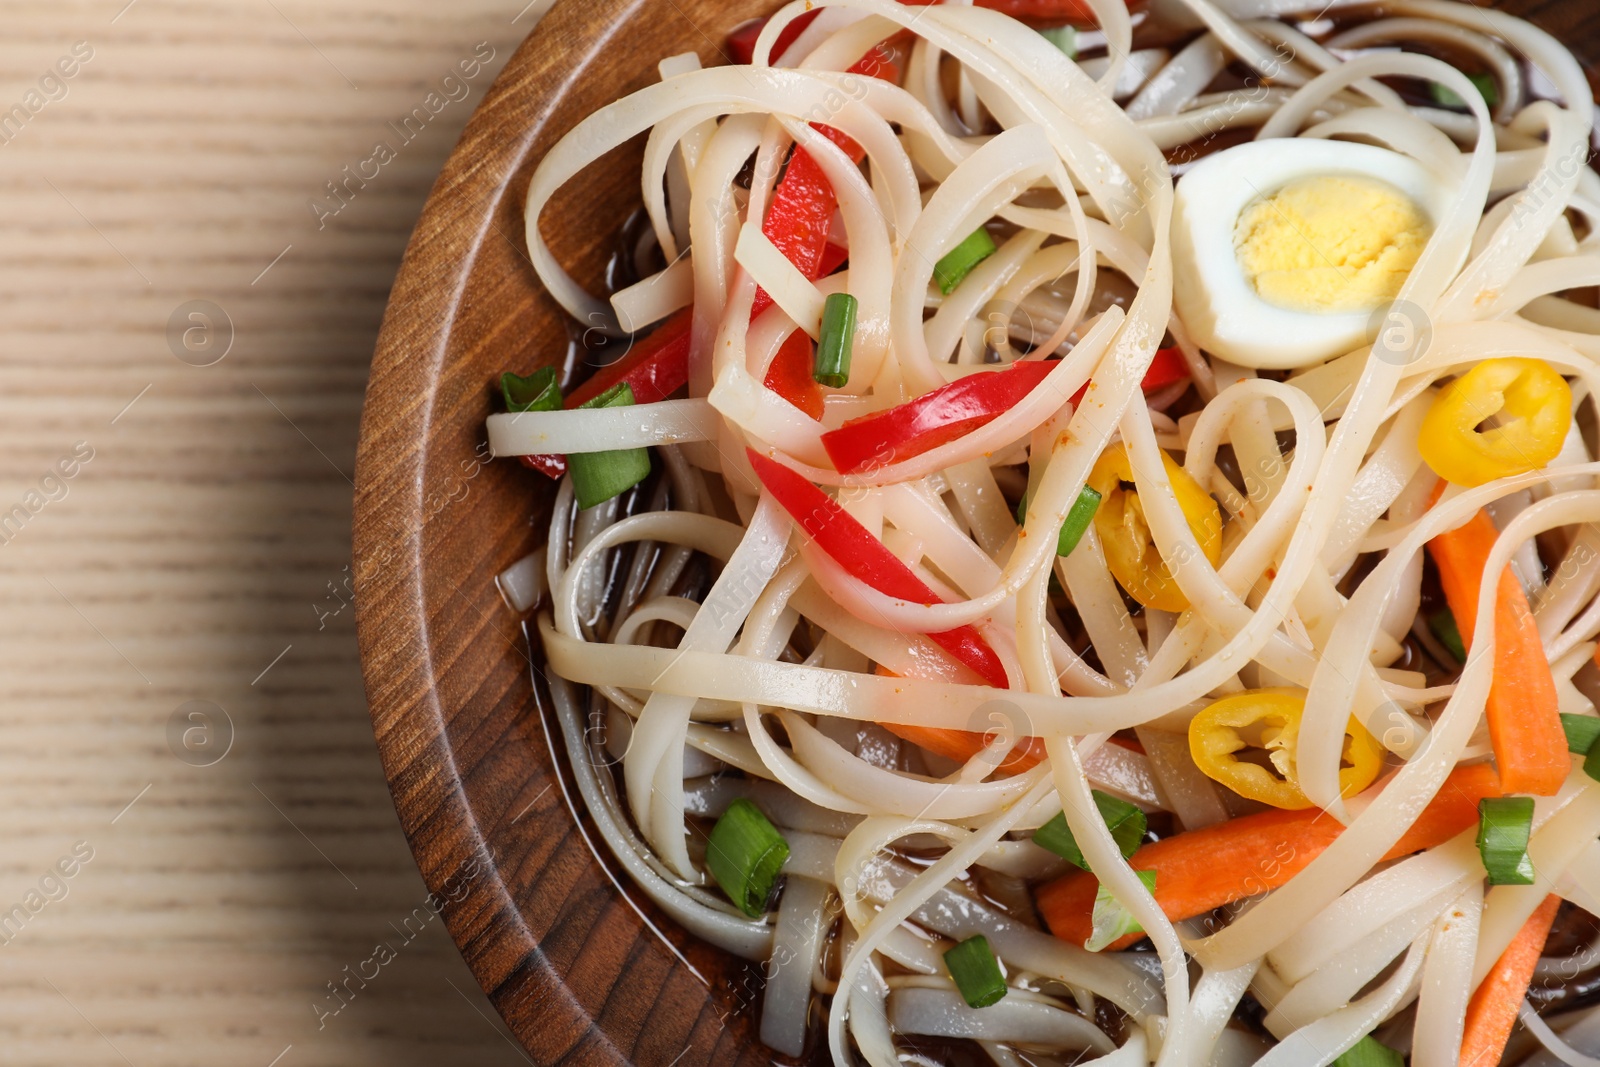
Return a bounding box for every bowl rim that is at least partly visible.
[351,0,660,1059]
[354,0,1600,1061]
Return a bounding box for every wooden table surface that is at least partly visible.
[0,1,550,1063]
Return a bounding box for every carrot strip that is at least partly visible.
[1036,763,1502,949]
[1458,894,1560,1067]
[872,666,1043,773]
[1428,502,1568,796]
[883,722,1047,774]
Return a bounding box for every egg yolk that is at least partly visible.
[1233,174,1432,315]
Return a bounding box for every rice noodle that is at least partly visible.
[491,0,1600,1061]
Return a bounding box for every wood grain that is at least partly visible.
[354,1,1597,1066]
[0,1,551,1064]
[354,0,787,1060]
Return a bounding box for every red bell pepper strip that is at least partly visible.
[749,47,898,324]
[763,330,826,421]
[898,0,1139,26]
[1067,345,1190,408]
[519,452,568,479]
[752,150,838,324]
[821,359,1059,474]
[750,242,847,418]
[518,307,695,479]
[745,447,1010,688]
[725,10,820,66]
[742,46,895,413]
[972,0,1120,22]
[817,240,849,278]
[752,242,847,418]
[565,306,694,408]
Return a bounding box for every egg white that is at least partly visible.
[1171,139,1459,370]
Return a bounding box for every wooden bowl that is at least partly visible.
[354,0,1600,1063]
[351,0,777,1060]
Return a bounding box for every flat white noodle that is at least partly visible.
[493,1,1600,1062]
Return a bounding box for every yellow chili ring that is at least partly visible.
[1418,357,1571,488]
[1087,443,1222,613]
[1188,688,1383,810]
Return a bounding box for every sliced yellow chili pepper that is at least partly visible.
[1418,357,1571,488]
[1087,443,1221,612]
[1188,688,1384,810]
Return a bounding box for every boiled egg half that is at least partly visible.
[1172,139,1457,370]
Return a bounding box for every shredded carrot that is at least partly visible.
[1458,894,1560,1067]
[1036,763,1502,949]
[881,722,1045,773]
[1427,494,1568,796]
[1108,732,1146,755]
[872,665,1043,773]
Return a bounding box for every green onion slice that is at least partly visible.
[933,228,997,295]
[500,367,562,412]
[1562,713,1600,756]
[1574,713,1600,784]
[1585,742,1600,786]
[1330,1035,1404,1067]
[1085,869,1157,952]
[943,934,1008,1008]
[1057,486,1102,557]
[1016,485,1103,558]
[814,292,857,389]
[1430,72,1499,110]
[1038,25,1077,57]
[1033,790,1146,872]
[706,798,790,917]
[1428,608,1466,663]
[1477,796,1536,885]
[568,383,652,509]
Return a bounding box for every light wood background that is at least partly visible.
[0,1,553,1063]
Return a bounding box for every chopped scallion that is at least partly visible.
[1586,741,1600,785]
[706,798,790,917]
[943,935,1008,1008]
[1033,791,1146,871]
[1085,869,1157,952]
[1429,72,1499,110]
[1428,608,1466,663]
[1561,712,1600,756]
[500,367,562,412]
[1330,1035,1404,1067]
[934,228,997,294]
[567,383,652,509]
[1058,486,1101,557]
[1038,25,1077,57]
[814,292,857,389]
[1477,796,1536,885]
[1015,485,1103,557]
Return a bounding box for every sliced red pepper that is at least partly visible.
[971,0,1108,22]
[817,240,849,277]
[762,330,826,420]
[752,151,838,323]
[565,306,694,409]
[1068,345,1190,407]
[518,308,695,479]
[518,452,568,478]
[725,10,820,66]
[898,0,1139,26]
[821,359,1058,475]
[751,245,847,418]
[749,48,898,321]
[746,448,1009,688]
